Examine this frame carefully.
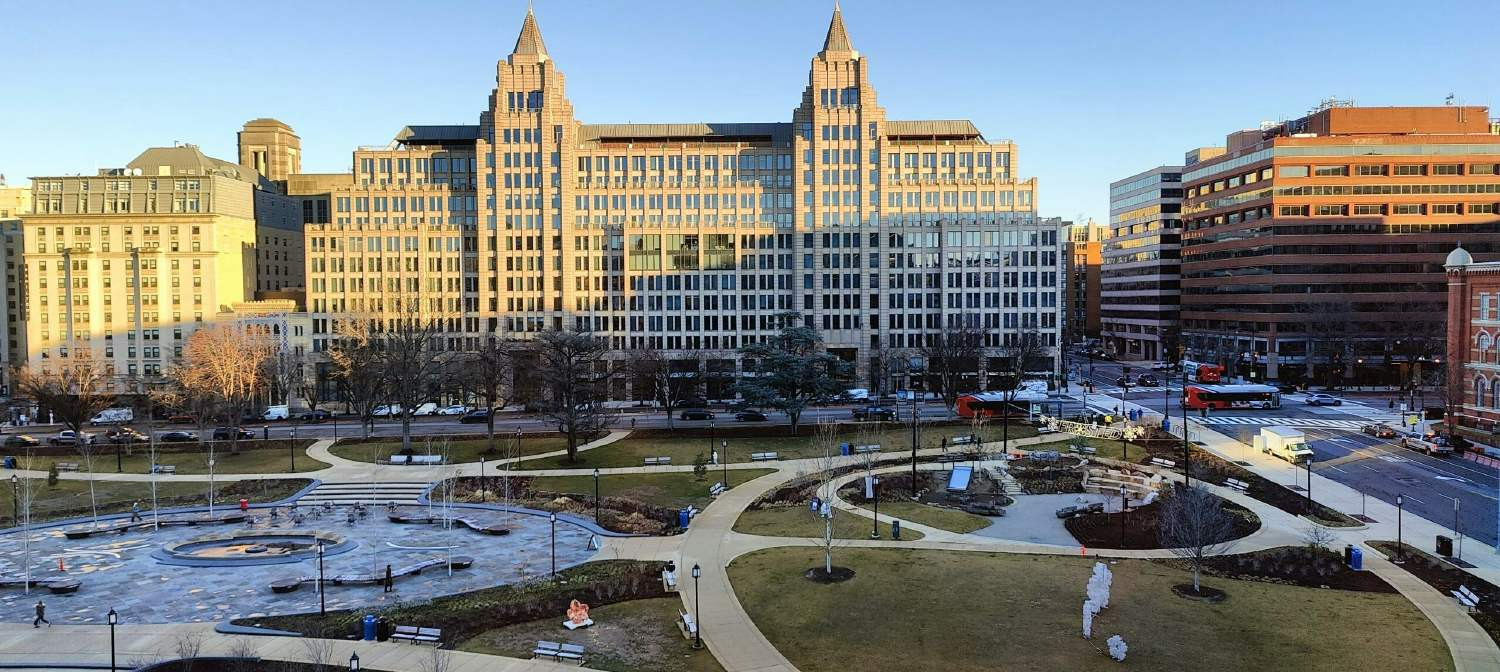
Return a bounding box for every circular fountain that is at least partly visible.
[153,530,352,567]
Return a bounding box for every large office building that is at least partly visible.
[300,6,1062,397]
[22,145,302,387]
[1062,218,1104,347]
[1181,103,1500,385]
[0,181,27,395]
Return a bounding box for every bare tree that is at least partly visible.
[1299,298,1356,388]
[916,323,986,411]
[175,325,272,454]
[419,647,454,672]
[327,317,387,437]
[452,337,514,456]
[995,333,1045,457]
[627,345,677,429]
[15,353,115,527]
[372,311,447,453]
[174,631,204,672]
[295,359,325,415]
[811,422,843,575]
[532,329,613,463]
[298,636,336,668]
[1158,483,1238,594]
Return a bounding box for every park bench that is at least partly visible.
[151,464,177,474]
[936,453,970,463]
[1224,478,1251,493]
[964,500,1007,516]
[749,452,779,461]
[1036,426,1058,435]
[386,455,409,465]
[709,482,726,497]
[1453,585,1481,613]
[558,644,586,664]
[533,640,563,661]
[677,609,699,640]
[851,444,881,454]
[55,462,80,472]
[661,568,678,592]
[1149,457,1177,469]
[409,455,442,465]
[391,625,442,645]
[950,435,977,446]
[643,456,672,466]
[1068,444,1097,455]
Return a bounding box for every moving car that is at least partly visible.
[1305,393,1342,406]
[160,431,199,443]
[300,409,332,423]
[106,428,147,444]
[410,402,439,417]
[674,397,709,409]
[1400,433,1453,457]
[1273,382,1299,394]
[680,409,716,421]
[212,427,255,441]
[3,435,39,448]
[734,410,768,422]
[1114,376,1131,387]
[48,430,95,446]
[1360,424,1397,439]
[437,404,469,416]
[1150,361,1173,371]
[459,408,492,424]
[372,404,403,417]
[167,414,196,425]
[851,406,897,421]
[1136,374,1161,387]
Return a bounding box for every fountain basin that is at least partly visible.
[153,531,353,567]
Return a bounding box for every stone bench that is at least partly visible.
[643,456,672,466]
[749,452,779,461]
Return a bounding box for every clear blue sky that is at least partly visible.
[4,0,1497,223]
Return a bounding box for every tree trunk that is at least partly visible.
[824,515,833,574]
[485,413,496,456]
[401,414,413,454]
[1192,564,1201,593]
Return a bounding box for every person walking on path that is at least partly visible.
[33,600,49,627]
[384,564,393,593]
[130,501,142,522]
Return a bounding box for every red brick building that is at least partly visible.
[1445,245,1500,447]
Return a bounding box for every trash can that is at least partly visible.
[678,508,691,528]
[1437,535,1453,557]
[3,456,14,469]
[839,442,851,456]
[1343,544,1353,567]
[891,519,902,540]
[362,614,377,641]
[239,498,249,513]
[376,617,393,642]
[1348,546,1363,571]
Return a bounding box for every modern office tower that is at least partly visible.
[1062,218,1105,348]
[23,145,301,388]
[1102,163,1188,363]
[239,118,302,187]
[1181,102,1500,385]
[302,6,1061,397]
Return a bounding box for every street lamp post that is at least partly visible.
[1454,496,1463,560]
[289,432,296,471]
[549,512,557,578]
[349,653,360,671]
[1181,367,1191,487]
[9,475,16,528]
[1305,455,1314,514]
[318,540,327,615]
[870,476,880,539]
[107,608,118,672]
[1395,494,1405,563]
[721,439,728,486]
[592,468,601,524]
[115,441,122,473]
[479,457,486,502]
[709,420,716,466]
[1119,487,1128,549]
[691,564,703,649]
[910,389,919,495]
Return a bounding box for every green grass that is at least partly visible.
[459,597,724,672]
[1030,435,1143,461]
[732,505,925,541]
[32,443,328,475]
[729,547,1451,672]
[515,424,1039,470]
[526,469,776,510]
[329,435,571,464]
[852,501,992,534]
[1,477,311,525]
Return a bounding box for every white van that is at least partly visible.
[89,408,133,426]
[262,405,289,421]
[1256,426,1313,463]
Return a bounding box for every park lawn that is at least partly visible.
[43,443,328,475]
[0,477,310,525]
[329,435,570,465]
[459,597,724,672]
[853,501,991,534]
[1030,435,1135,460]
[515,424,1039,470]
[729,547,1451,672]
[732,505,925,541]
[526,469,776,510]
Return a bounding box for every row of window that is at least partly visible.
[1277,202,1497,217]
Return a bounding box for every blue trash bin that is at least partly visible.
[3,456,14,469]
[1349,547,1363,571]
[840,442,851,456]
[678,508,691,528]
[362,614,377,641]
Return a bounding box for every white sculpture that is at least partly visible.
[1107,634,1128,661]
[1082,599,1099,638]
[1086,562,1113,611]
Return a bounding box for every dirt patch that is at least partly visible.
[805,566,856,583]
[1172,584,1228,603]
[458,596,721,672]
[1368,540,1500,645]
[1010,455,1086,494]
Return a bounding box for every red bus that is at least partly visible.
[956,388,1049,418]
[1181,359,1225,383]
[1180,384,1281,410]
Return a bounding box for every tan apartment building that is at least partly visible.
[0,182,28,395]
[1063,218,1104,347]
[301,6,1062,399]
[23,145,302,389]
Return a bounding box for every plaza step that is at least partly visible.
[299,481,432,506]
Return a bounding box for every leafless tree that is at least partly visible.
[15,353,115,526]
[175,325,273,454]
[225,638,259,672]
[532,329,613,463]
[995,333,1045,457]
[1158,483,1238,594]
[866,344,904,398]
[295,358,325,415]
[262,343,304,409]
[174,631,204,672]
[453,337,515,456]
[298,636,336,668]
[1299,298,1356,388]
[811,422,843,575]
[327,316,387,437]
[1302,525,1337,551]
[627,345,677,428]
[419,647,454,672]
[916,323,986,411]
[372,311,448,453]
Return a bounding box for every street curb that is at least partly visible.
[214,621,303,637]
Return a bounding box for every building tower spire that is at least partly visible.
[512,4,549,61]
[821,1,854,55]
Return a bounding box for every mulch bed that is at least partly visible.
[1009,456,1085,495]
[449,476,679,535]
[1172,584,1228,602]
[1368,540,1500,645]
[805,566,856,583]
[1183,546,1395,593]
[1064,497,1260,551]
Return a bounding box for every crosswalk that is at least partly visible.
[1193,416,1368,430]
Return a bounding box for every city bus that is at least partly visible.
[1180,384,1281,410]
[1180,360,1226,383]
[956,386,1050,418]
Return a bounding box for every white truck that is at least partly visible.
[89,408,133,426]
[1255,426,1313,463]
[1399,433,1453,457]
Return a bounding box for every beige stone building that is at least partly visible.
[302,6,1061,398]
[0,183,28,394]
[23,145,302,388]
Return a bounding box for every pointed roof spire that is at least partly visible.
[821,1,854,54]
[512,4,549,60]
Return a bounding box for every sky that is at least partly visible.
[4,0,1498,224]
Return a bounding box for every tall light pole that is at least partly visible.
[1305,455,1314,514]
[870,475,880,539]
[549,511,557,578]
[9,475,16,528]
[592,468,600,524]
[1395,494,1405,563]
[317,541,327,615]
[1181,366,1191,487]
[107,608,118,672]
[1453,496,1463,560]
[709,420,716,465]
[691,564,703,649]
[720,439,728,486]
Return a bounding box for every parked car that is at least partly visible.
[48,430,95,446]
[680,409,716,421]
[1305,393,1342,406]
[852,406,897,421]
[1400,433,1453,456]
[106,428,148,444]
[1273,382,1300,394]
[1136,374,1160,387]
[89,408,134,426]
[410,402,439,417]
[300,409,332,423]
[1361,424,1397,439]
[212,427,254,441]
[735,410,768,422]
[166,414,196,425]
[437,404,469,416]
[159,431,199,443]
[372,405,403,417]
[674,398,709,409]
[3,435,39,448]
[1150,361,1173,371]
[459,408,492,424]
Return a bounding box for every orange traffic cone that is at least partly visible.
[57,557,65,572]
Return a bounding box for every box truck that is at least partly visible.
[1255,426,1313,463]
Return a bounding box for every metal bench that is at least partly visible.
[643,456,672,466]
[709,482,726,497]
[950,435,977,445]
[558,643,586,664]
[151,464,177,474]
[1453,585,1481,612]
[409,455,442,465]
[1224,478,1251,493]
[387,455,410,465]
[661,569,678,592]
[533,640,563,660]
[749,452,779,461]
[1069,444,1097,455]
[392,625,441,645]
[55,462,80,472]
[677,609,699,639]
[852,444,881,454]
[1149,457,1177,469]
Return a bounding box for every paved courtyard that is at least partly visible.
[968,492,1111,546]
[0,504,597,625]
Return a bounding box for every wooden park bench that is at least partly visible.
[950,435,977,446]
[391,625,442,645]
[1149,457,1177,469]
[1453,585,1481,613]
[749,452,779,461]
[643,456,672,466]
[709,482,726,497]
[851,444,881,454]
[1224,478,1251,493]
[55,462,80,472]
[151,464,177,474]
[677,609,699,640]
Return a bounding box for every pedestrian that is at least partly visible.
[385,564,394,593]
[33,600,49,628]
[630,418,637,430]
[130,501,142,522]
